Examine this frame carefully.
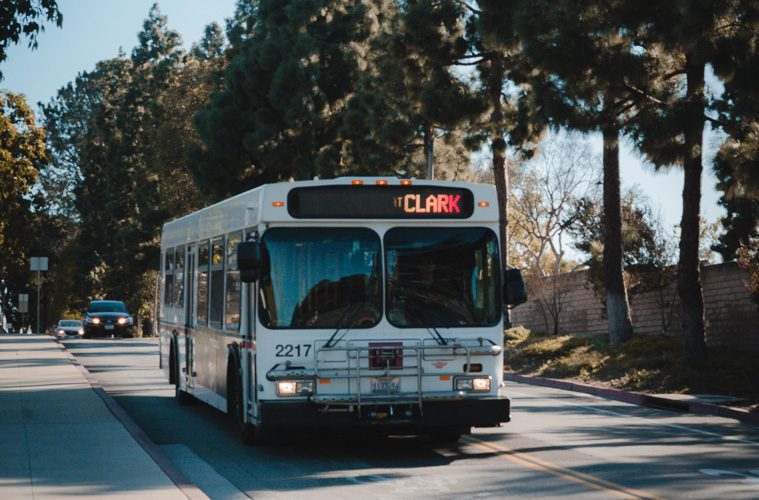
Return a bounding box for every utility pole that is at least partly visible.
[30,257,48,334]
[0,279,6,331]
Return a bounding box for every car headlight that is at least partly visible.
[57,329,64,335]
[276,380,314,396]
[78,329,84,335]
[455,376,491,393]
[88,317,100,325]
[118,317,127,325]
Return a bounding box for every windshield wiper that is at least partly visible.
[427,327,448,346]
[323,301,368,349]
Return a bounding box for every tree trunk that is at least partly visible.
[488,57,510,325]
[424,124,434,180]
[678,57,708,364]
[601,124,633,344]
[488,57,509,267]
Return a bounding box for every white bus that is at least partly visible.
[159,177,526,443]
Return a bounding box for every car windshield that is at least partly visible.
[88,301,127,313]
[259,228,381,329]
[59,320,82,327]
[385,227,501,327]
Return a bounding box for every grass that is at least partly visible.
[504,327,759,413]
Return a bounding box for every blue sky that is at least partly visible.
[1,0,725,237]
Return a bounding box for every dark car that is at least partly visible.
[83,300,134,338]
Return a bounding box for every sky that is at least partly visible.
[1,0,726,236]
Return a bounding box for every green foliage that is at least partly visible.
[191,0,377,199]
[0,91,48,323]
[0,0,62,80]
[505,331,759,410]
[41,4,208,322]
[341,0,483,178]
[737,238,759,306]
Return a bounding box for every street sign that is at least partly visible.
[30,257,48,271]
[18,294,29,313]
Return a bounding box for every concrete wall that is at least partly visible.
[509,262,759,350]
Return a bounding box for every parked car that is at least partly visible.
[56,319,84,338]
[83,300,134,338]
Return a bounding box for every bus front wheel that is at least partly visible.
[227,356,257,445]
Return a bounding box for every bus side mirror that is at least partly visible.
[504,268,527,306]
[238,241,264,283]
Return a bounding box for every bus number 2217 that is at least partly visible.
[275,344,312,357]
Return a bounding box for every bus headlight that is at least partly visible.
[276,380,314,396]
[455,376,491,393]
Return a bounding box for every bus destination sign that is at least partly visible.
[288,185,475,219]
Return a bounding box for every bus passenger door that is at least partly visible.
[246,281,258,421]
[185,245,196,389]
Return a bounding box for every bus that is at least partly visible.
[159,177,527,443]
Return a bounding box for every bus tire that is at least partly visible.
[172,338,193,404]
[168,339,177,386]
[227,354,257,445]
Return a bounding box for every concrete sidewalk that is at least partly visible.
[0,334,200,499]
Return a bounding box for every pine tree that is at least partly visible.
[342,0,482,179]
[191,0,376,198]
[627,1,747,363]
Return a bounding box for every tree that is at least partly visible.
[737,237,759,305]
[505,0,685,345]
[341,0,483,179]
[0,0,62,80]
[41,4,201,325]
[509,137,598,334]
[191,0,377,199]
[712,153,759,261]
[570,189,679,335]
[627,1,748,364]
[0,91,48,324]
[472,1,546,270]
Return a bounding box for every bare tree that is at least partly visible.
[510,136,600,334]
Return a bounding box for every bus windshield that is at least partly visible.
[259,228,381,329]
[385,227,500,327]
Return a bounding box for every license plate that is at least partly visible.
[372,377,400,394]
[105,325,114,330]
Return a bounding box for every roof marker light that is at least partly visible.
[352,179,364,185]
[400,179,412,186]
[272,201,285,207]
[478,201,490,207]
[375,179,388,186]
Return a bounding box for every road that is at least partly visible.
[61,338,759,499]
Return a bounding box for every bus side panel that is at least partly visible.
[159,327,171,379]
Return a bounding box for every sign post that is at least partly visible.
[30,257,48,334]
[18,293,29,333]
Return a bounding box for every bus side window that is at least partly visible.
[196,240,209,326]
[164,248,174,307]
[174,246,185,309]
[209,237,225,329]
[225,232,242,331]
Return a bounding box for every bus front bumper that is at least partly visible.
[257,396,510,430]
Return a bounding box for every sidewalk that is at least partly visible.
[0,334,203,499]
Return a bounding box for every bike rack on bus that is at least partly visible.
[266,341,501,419]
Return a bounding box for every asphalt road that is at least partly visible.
[62,338,759,499]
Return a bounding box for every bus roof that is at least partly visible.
[161,177,499,248]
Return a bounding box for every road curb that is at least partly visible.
[54,339,209,500]
[505,372,759,424]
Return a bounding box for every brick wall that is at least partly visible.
[509,262,759,351]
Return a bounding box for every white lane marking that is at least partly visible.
[508,388,759,447]
[699,469,759,486]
